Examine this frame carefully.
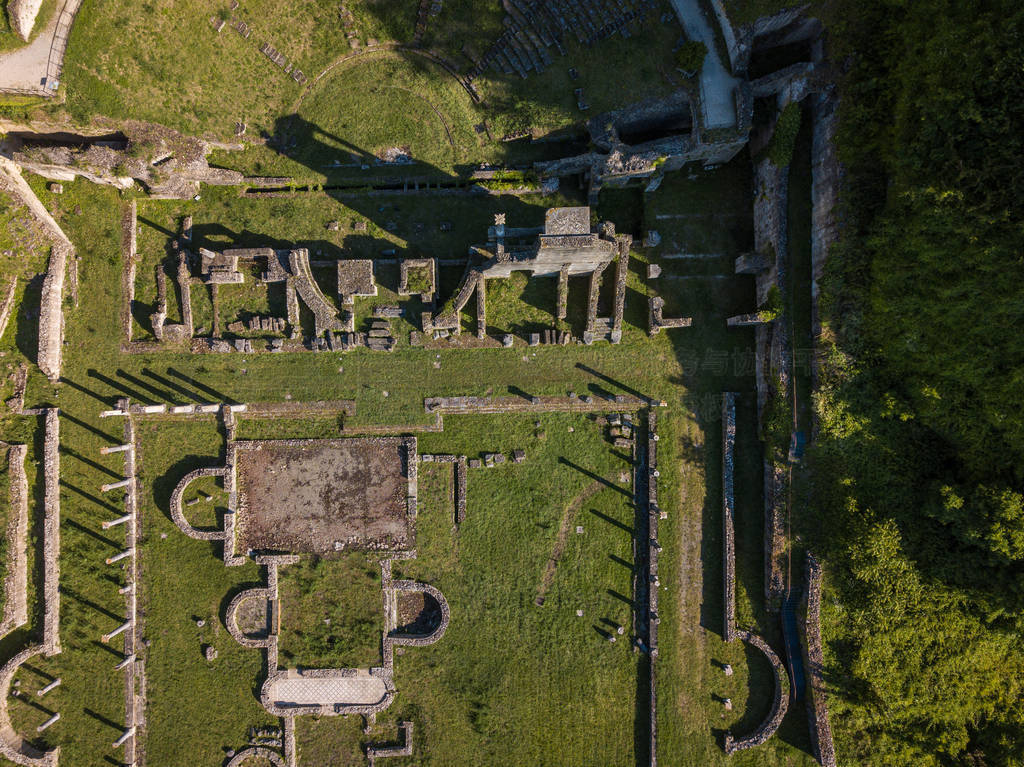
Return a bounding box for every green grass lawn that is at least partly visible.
[277,554,384,670]
[62,0,351,134]
[390,411,639,766]
[293,51,482,175]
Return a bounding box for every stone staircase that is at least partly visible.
[467,0,662,81]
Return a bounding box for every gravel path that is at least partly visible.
[668,0,742,129]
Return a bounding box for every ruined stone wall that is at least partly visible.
[42,408,60,654]
[0,445,29,636]
[809,76,840,388]
[0,645,60,766]
[0,158,72,381]
[121,201,137,343]
[37,244,67,382]
[367,721,413,765]
[720,4,813,74]
[647,411,660,766]
[0,282,17,343]
[802,555,837,767]
[752,154,791,606]
[722,393,737,642]
[724,630,789,753]
[610,236,631,342]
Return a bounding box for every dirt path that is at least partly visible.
[535,478,610,604]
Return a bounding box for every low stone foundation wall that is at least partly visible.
[0,445,29,636]
[367,721,413,766]
[802,555,836,767]
[37,244,68,382]
[42,408,59,654]
[724,630,789,753]
[226,746,284,767]
[120,200,137,343]
[722,393,737,642]
[646,411,660,766]
[648,296,692,336]
[0,410,62,765]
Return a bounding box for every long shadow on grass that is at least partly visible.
[141,368,208,403]
[154,455,230,528]
[14,274,42,365]
[165,367,234,404]
[59,376,112,406]
[558,457,630,497]
[88,368,156,404]
[575,363,651,402]
[59,411,120,444]
[62,445,122,479]
[61,480,122,515]
[64,518,120,551]
[61,585,123,623]
[116,368,180,403]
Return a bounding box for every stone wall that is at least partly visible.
[751,153,791,606]
[646,411,660,766]
[722,393,737,642]
[121,201,137,343]
[0,151,79,382]
[42,408,60,654]
[724,630,789,753]
[716,4,812,74]
[120,417,145,767]
[367,721,413,765]
[37,244,67,382]
[0,445,28,636]
[802,555,837,767]
[809,68,840,391]
[0,645,59,766]
[609,235,631,343]
[0,281,17,342]
[647,296,693,336]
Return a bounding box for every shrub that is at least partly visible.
[675,41,708,76]
[758,284,784,322]
[766,102,801,167]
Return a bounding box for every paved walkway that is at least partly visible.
[0,0,83,94]
[668,0,741,129]
[268,670,387,707]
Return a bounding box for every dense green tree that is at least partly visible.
[808,0,1024,763]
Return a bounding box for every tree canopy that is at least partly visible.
[808,1,1024,763]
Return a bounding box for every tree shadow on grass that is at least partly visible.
[153,455,227,529]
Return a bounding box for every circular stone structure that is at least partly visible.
[225,746,285,767]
